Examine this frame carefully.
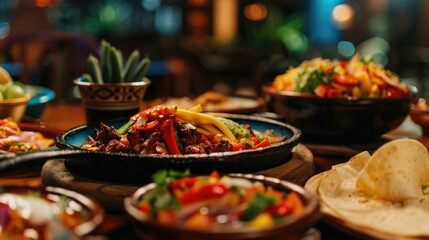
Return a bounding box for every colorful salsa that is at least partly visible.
[271,53,410,98]
[135,170,306,230]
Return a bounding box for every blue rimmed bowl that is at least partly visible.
[24,85,56,119]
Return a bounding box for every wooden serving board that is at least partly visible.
[41,144,314,214]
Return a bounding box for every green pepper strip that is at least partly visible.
[241,193,277,221]
[117,120,134,135]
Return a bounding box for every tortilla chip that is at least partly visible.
[356,139,429,201]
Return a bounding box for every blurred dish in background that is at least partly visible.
[410,98,429,135]
[270,53,410,98]
[24,85,56,119]
[0,185,104,239]
[147,91,265,114]
[263,54,413,143]
[0,117,54,153]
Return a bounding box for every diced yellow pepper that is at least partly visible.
[249,212,275,229]
[355,71,371,94]
[369,84,380,97]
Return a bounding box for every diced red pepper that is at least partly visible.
[138,201,151,213]
[386,87,404,98]
[265,202,293,217]
[170,177,197,189]
[179,183,229,205]
[333,74,359,88]
[232,143,246,151]
[339,61,348,68]
[314,84,333,97]
[327,88,342,97]
[253,138,270,149]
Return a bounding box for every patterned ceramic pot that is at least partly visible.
[74,77,151,123]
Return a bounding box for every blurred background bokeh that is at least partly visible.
[0,0,427,102]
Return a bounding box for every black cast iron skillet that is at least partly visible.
[0,114,301,184]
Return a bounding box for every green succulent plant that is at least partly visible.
[82,40,151,84]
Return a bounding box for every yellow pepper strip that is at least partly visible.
[176,109,237,143]
[196,127,211,136]
[187,104,203,113]
[199,124,223,137]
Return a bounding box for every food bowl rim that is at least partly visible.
[26,85,56,105]
[0,94,31,104]
[262,85,413,102]
[74,77,151,87]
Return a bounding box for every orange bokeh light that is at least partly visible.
[332,4,355,29]
[244,3,267,21]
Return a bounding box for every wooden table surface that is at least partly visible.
[3,103,428,239]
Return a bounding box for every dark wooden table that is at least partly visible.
[2,103,426,239]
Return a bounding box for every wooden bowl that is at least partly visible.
[0,94,31,122]
[124,173,321,240]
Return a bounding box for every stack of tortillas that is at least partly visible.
[305,139,429,238]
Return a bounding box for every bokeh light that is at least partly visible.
[357,37,390,66]
[141,0,161,11]
[244,3,267,21]
[332,4,355,29]
[337,41,355,57]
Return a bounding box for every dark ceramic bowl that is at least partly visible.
[262,85,412,143]
[124,173,321,240]
[0,185,104,237]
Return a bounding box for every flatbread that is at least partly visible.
[356,139,429,201]
[306,139,429,237]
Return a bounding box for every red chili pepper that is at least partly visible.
[179,183,229,205]
[170,177,197,189]
[161,118,181,155]
[253,138,270,149]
